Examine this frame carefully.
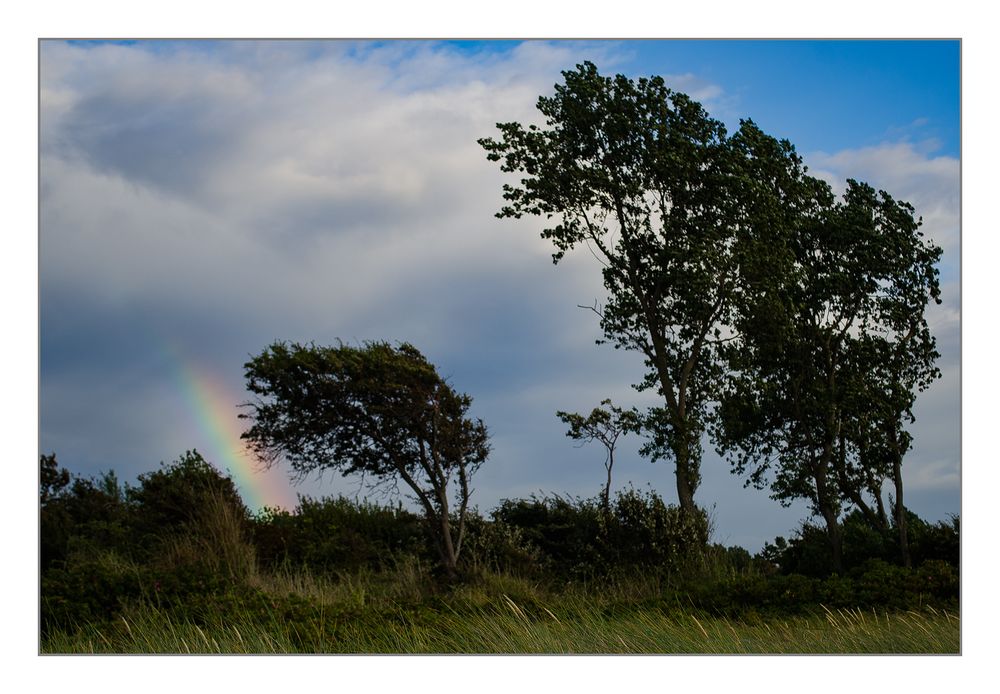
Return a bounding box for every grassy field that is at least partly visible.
[42,567,959,654]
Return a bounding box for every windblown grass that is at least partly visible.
[42,578,959,654]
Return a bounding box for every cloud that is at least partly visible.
[38,39,636,501]
[805,141,960,262]
[41,41,628,324]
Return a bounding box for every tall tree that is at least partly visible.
[556,399,640,513]
[715,180,941,573]
[480,62,813,517]
[240,341,491,579]
[836,204,942,566]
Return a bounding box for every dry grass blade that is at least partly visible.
[691,615,709,639]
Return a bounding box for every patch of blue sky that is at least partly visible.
[446,39,960,157]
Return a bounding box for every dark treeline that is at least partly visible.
[40,450,957,637]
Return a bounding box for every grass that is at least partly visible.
[42,566,959,654]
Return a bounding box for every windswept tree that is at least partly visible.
[836,225,942,567]
[715,180,941,573]
[480,61,815,518]
[556,399,641,513]
[240,341,491,579]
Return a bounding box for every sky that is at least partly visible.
[38,38,960,553]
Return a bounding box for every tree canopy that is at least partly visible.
[480,61,820,517]
[240,341,491,577]
[714,180,942,572]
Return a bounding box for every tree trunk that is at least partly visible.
[436,512,459,581]
[819,503,844,575]
[813,450,843,575]
[674,442,698,519]
[874,484,889,530]
[891,447,911,569]
[602,455,613,516]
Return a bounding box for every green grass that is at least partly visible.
[42,567,959,654]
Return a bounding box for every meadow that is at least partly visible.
[40,452,959,655]
[43,562,958,654]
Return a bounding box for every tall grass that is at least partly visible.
[42,562,959,654]
[157,489,258,581]
[42,597,958,654]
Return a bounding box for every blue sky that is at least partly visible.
[38,39,960,552]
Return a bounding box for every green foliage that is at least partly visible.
[40,452,70,503]
[39,451,959,653]
[460,511,543,577]
[714,177,943,572]
[251,496,428,574]
[492,494,605,578]
[489,488,708,580]
[759,510,959,578]
[127,450,250,559]
[241,340,490,576]
[556,399,640,510]
[42,554,959,654]
[40,455,130,570]
[41,555,145,634]
[907,513,960,567]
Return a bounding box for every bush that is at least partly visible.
[606,487,709,573]
[128,450,249,547]
[758,509,960,578]
[489,488,709,580]
[460,511,543,577]
[491,494,605,578]
[250,495,427,574]
[908,514,960,567]
[40,455,129,570]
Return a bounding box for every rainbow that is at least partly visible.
[161,342,297,512]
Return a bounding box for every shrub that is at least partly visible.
[491,494,606,579]
[758,509,960,578]
[40,455,129,570]
[41,553,145,634]
[460,511,543,577]
[250,495,427,574]
[605,487,709,573]
[489,489,709,580]
[129,451,248,538]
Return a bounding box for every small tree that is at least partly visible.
[556,399,640,513]
[240,341,490,579]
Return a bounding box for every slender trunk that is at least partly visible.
[612,200,702,521]
[674,441,697,519]
[814,449,843,575]
[819,501,844,575]
[874,483,889,530]
[602,452,613,516]
[818,338,843,574]
[437,512,459,580]
[834,431,885,531]
[890,429,911,568]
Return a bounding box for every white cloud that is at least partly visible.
[805,141,960,260]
